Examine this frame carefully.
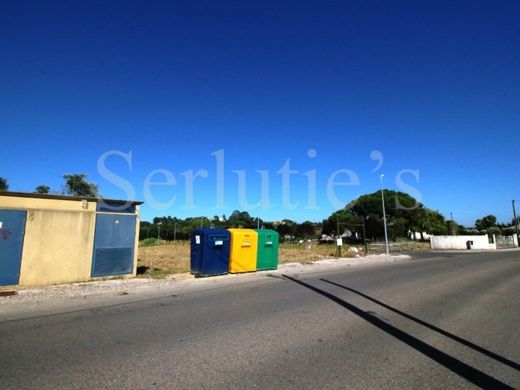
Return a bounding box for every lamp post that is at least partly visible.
[380,174,390,255]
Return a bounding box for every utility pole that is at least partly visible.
[173,222,177,242]
[380,174,390,255]
[157,222,162,241]
[336,217,342,257]
[362,217,368,255]
[449,212,456,235]
[513,200,519,242]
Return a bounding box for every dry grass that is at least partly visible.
[137,241,191,277]
[137,240,360,278]
[137,239,432,278]
[278,242,349,264]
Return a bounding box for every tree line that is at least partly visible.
[0,174,99,197]
[140,211,321,241]
[141,190,518,242]
[1,178,514,240]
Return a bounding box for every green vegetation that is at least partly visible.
[63,173,99,197]
[34,185,50,194]
[0,174,100,197]
[0,177,8,191]
[140,238,160,246]
[141,190,454,243]
[139,211,322,242]
[141,190,517,244]
[322,190,448,241]
[475,215,497,231]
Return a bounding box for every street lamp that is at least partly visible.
[380,174,390,255]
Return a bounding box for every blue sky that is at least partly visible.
[1,1,519,226]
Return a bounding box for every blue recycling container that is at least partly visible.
[190,228,231,277]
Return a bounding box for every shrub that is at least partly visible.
[140,238,159,247]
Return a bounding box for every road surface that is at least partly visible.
[1,251,519,389]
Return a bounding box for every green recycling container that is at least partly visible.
[255,229,279,271]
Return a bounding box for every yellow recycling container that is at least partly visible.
[228,228,258,273]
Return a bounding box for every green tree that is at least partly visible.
[139,221,153,240]
[347,190,423,240]
[276,219,297,241]
[34,185,50,194]
[0,177,8,191]
[322,209,360,237]
[63,174,99,197]
[296,221,317,238]
[475,215,497,231]
[227,210,255,228]
[411,209,449,238]
[323,190,449,241]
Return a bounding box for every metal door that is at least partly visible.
[0,210,26,286]
[91,214,136,277]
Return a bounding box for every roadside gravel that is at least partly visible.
[0,254,410,307]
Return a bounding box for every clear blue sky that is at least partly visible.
[1,1,519,226]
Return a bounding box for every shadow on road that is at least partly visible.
[281,274,514,389]
[321,279,520,372]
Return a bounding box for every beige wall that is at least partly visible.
[0,196,94,212]
[1,195,139,287]
[19,209,96,287]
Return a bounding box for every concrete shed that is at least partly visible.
[0,192,143,288]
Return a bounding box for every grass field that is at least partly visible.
[137,239,430,278]
[137,240,358,278]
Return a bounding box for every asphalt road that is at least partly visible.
[1,251,519,389]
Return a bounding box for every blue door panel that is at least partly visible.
[92,248,134,276]
[92,214,136,277]
[93,215,135,248]
[0,210,26,286]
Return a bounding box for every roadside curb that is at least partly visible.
[0,254,412,315]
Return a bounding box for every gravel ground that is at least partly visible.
[0,254,410,307]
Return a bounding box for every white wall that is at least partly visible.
[409,231,431,240]
[430,235,496,250]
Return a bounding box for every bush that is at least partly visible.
[140,238,159,247]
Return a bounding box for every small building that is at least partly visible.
[0,192,142,289]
